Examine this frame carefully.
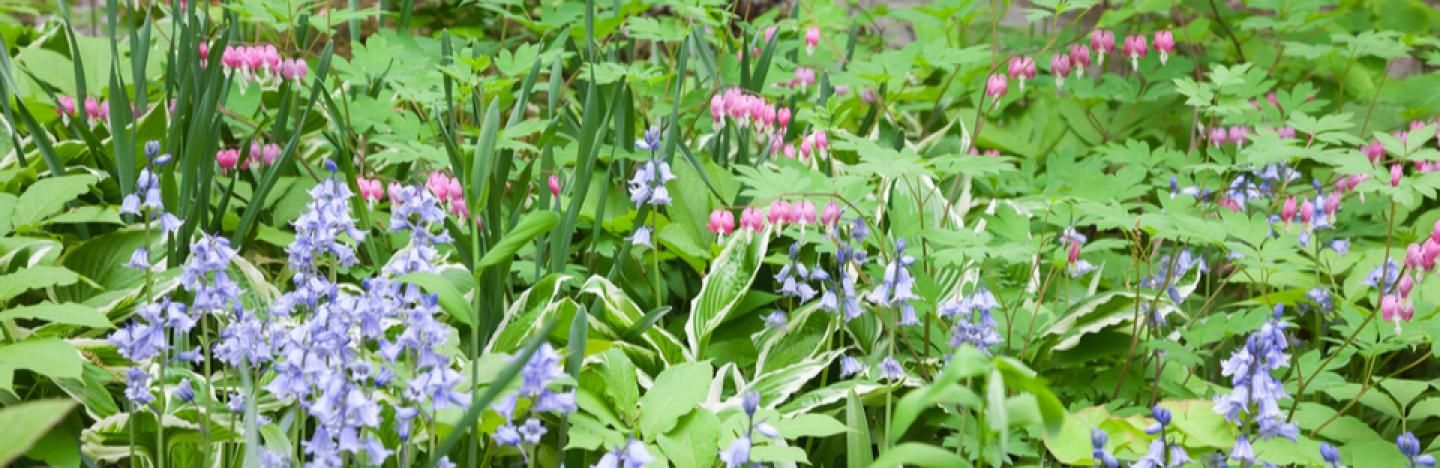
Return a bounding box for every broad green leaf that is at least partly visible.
[0,302,111,328]
[0,266,81,304]
[657,408,720,468]
[0,338,84,386]
[0,400,76,465]
[12,174,99,230]
[599,349,641,422]
[773,413,850,439]
[638,362,712,439]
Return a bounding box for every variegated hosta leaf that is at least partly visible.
[724,350,840,412]
[486,274,574,353]
[685,226,771,358]
[1041,264,1202,351]
[580,276,689,367]
[777,379,885,418]
[755,302,835,375]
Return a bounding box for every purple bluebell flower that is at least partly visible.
[1399,432,1436,468]
[630,226,653,248]
[742,391,761,416]
[1332,239,1351,256]
[1320,442,1344,468]
[764,310,788,329]
[1092,428,1118,468]
[1230,434,1255,463]
[1308,287,1334,312]
[1366,259,1401,291]
[1213,307,1297,466]
[719,435,752,468]
[628,159,675,207]
[594,438,653,468]
[125,367,154,406]
[878,356,904,380]
[519,418,547,444]
[839,354,864,377]
[493,424,521,446]
[172,378,195,403]
[867,240,920,327]
[126,248,150,270]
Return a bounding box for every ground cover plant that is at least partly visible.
[4,0,1440,466]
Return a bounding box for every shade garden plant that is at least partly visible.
[5,0,1440,466]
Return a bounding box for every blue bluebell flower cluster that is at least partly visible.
[1213,305,1298,465]
[939,288,1002,354]
[866,239,919,326]
[1134,405,1191,467]
[719,392,781,468]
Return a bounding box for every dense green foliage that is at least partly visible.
[4,0,1440,466]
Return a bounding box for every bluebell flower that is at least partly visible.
[1399,432,1436,468]
[742,391,761,416]
[1214,307,1298,465]
[434,457,456,468]
[519,417,547,444]
[594,438,653,468]
[494,423,521,446]
[867,240,919,326]
[126,248,150,270]
[1331,239,1351,256]
[125,367,154,406]
[1319,442,1344,468]
[1069,259,1097,278]
[259,450,290,468]
[627,159,676,207]
[1231,434,1255,463]
[1091,428,1118,468]
[395,406,419,441]
[110,320,166,362]
[1308,287,1334,312]
[764,310,788,329]
[630,226,653,248]
[839,354,864,378]
[1366,260,1401,291]
[719,435,751,468]
[1146,405,1171,435]
[637,127,662,151]
[878,356,904,380]
[172,378,195,403]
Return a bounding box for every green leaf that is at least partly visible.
[638,362,712,439]
[0,267,82,304]
[43,206,123,226]
[12,174,99,230]
[599,349,641,422]
[869,442,973,468]
[477,211,560,270]
[773,414,850,439]
[0,400,76,465]
[657,409,720,468]
[685,228,771,357]
[846,390,874,468]
[396,272,473,327]
[0,339,83,384]
[0,302,111,328]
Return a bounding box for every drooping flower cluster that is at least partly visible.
[1397,432,1436,468]
[215,140,281,173]
[593,439,653,468]
[490,343,577,463]
[1386,221,1440,329]
[425,171,471,219]
[1060,227,1097,278]
[221,43,307,87]
[866,239,920,326]
[1213,305,1298,465]
[939,287,1002,354]
[1134,406,1192,468]
[54,95,110,126]
[1091,428,1118,468]
[720,392,782,468]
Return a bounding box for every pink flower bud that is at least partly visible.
[1325,191,1341,215]
[1423,238,1440,270]
[1391,163,1403,187]
[821,201,841,226]
[1400,273,1415,298]
[1228,126,1248,146]
[262,144,280,164]
[813,130,829,150]
[450,197,469,218]
[447,177,464,202]
[1276,126,1296,139]
[1067,239,1081,264]
[777,108,791,129]
[710,94,725,126]
[1280,197,1296,224]
[799,139,813,160]
[1208,127,1229,147]
[793,67,816,89]
[768,200,790,226]
[199,42,210,63]
[1300,198,1314,225]
[985,73,1008,100]
[783,144,796,159]
[1407,244,1424,270]
[805,27,820,55]
[1069,45,1091,77]
[1153,30,1175,65]
[547,174,562,198]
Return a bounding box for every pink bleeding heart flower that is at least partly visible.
[798,201,817,225]
[357,177,384,203]
[986,73,1008,101]
[56,96,76,119]
[447,177,464,202]
[1280,196,1297,225]
[1391,164,1403,187]
[1008,56,1036,92]
[1090,29,1115,67]
[548,175,562,197]
[710,94,726,126]
[1407,244,1425,270]
[1209,127,1229,147]
[216,149,240,172]
[1067,239,1081,264]
[262,144,280,165]
[740,207,767,232]
[1228,126,1248,146]
[805,26,820,56]
[1299,198,1314,225]
[1069,45,1091,78]
[1399,273,1415,298]
[1122,35,1148,71]
[427,172,452,202]
[767,200,790,226]
[1051,54,1072,89]
[1362,139,1384,164]
[387,182,405,204]
[777,108,791,129]
[1423,238,1440,271]
[450,197,469,219]
[707,209,736,235]
[820,201,842,226]
[1324,191,1341,215]
[1153,30,1175,65]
